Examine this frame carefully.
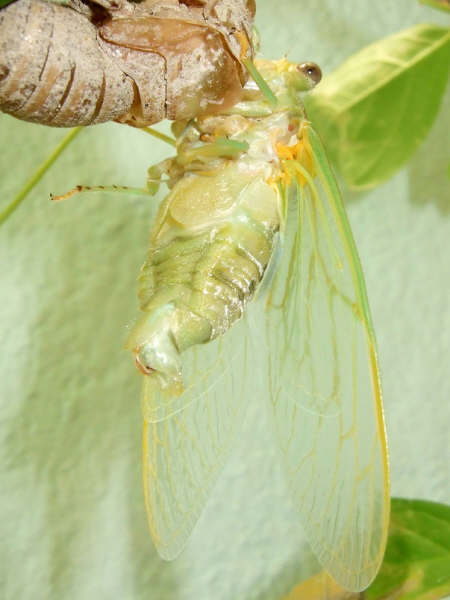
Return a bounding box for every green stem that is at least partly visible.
[0,127,83,226]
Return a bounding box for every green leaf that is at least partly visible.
[279,499,450,600]
[365,498,450,600]
[305,24,450,189]
[0,0,17,7]
[420,0,450,13]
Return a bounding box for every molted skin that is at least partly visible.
[0,0,254,127]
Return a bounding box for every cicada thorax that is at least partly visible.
[0,0,254,127]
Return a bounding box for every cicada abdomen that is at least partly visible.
[0,0,254,127]
[127,150,281,395]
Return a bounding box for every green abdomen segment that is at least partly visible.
[129,164,280,389]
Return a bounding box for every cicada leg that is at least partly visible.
[147,159,175,195]
[142,127,176,148]
[242,58,278,107]
[51,157,177,202]
[51,158,176,202]
[0,124,179,224]
[51,184,157,202]
[176,138,249,167]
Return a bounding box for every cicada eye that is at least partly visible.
[298,62,322,86]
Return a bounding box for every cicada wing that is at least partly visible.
[142,313,257,560]
[266,125,390,592]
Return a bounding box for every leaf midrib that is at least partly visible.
[332,26,450,114]
[390,522,450,555]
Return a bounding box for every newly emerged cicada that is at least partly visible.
[120,58,390,592]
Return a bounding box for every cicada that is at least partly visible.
[123,58,390,592]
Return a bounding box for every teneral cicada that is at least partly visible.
[0,0,254,127]
[123,58,390,592]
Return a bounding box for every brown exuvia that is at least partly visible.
[0,0,255,127]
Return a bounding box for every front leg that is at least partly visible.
[51,158,176,202]
[146,159,176,195]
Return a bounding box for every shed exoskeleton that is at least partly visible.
[0,0,254,127]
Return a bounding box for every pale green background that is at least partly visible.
[0,2,449,599]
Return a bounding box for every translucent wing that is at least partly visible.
[142,314,256,560]
[266,124,390,591]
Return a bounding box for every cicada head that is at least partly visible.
[254,57,322,101]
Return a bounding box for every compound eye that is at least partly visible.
[298,62,322,86]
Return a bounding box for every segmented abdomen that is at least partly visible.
[138,166,280,352]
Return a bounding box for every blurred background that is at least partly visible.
[0,1,448,598]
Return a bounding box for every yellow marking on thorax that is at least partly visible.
[276,135,316,187]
